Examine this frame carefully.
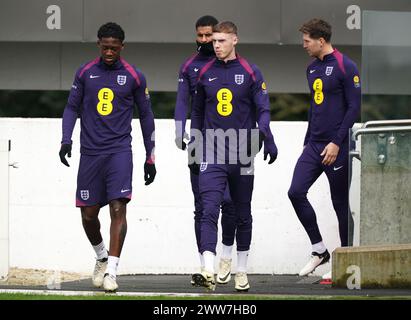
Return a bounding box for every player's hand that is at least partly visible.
[187,141,200,175]
[175,132,189,150]
[264,140,278,164]
[258,131,265,152]
[188,163,200,175]
[59,143,72,167]
[320,142,340,165]
[144,161,156,185]
[247,130,265,157]
[175,136,187,150]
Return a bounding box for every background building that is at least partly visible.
[0,0,410,95]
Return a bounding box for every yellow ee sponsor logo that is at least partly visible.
[353,75,360,88]
[97,88,114,116]
[216,88,233,116]
[314,91,324,104]
[312,78,324,105]
[261,82,268,94]
[313,78,323,91]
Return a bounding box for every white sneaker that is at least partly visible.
[234,272,250,292]
[103,273,118,292]
[191,271,216,291]
[217,258,232,284]
[92,257,107,288]
[322,270,332,280]
[299,250,330,276]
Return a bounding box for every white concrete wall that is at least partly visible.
[0,118,354,276]
[0,140,10,279]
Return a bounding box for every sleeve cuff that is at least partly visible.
[331,139,342,147]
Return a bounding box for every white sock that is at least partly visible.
[199,252,205,269]
[221,244,233,260]
[236,250,249,273]
[92,241,108,260]
[312,241,326,254]
[107,256,120,278]
[203,251,215,274]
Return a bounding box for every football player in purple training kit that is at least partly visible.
[59,22,156,292]
[190,21,278,291]
[174,15,238,287]
[288,19,360,278]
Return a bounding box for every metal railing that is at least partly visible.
[350,120,411,161]
[362,119,411,128]
[353,126,411,141]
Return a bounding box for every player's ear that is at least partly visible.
[97,40,101,48]
[232,35,238,45]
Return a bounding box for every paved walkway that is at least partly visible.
[1,274,410,297]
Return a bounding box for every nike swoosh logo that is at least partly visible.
[121,189,131,193]
[238,282,249,288]
[194,68,199,72]
[309,70,316,73]
[208,77,218,82]
[333,166,343,171]
[218,272,231,282]
[90,75,100,78]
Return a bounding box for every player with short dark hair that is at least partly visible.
[195,15,219,31]
[59,22,156,292]
[299,18,331,43]
[289,18,360,278]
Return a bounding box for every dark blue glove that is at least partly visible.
[247,130,265,157]
[263,139,278,164]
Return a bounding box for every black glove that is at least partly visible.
[144,161,156,185]
[174,136,187,150]
[175,131,189,151]
[188,162,200,175]
[59,143,72,167]
[187,142,200,175]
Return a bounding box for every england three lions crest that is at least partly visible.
[117,75,127,85]
[325,66,333,76]
[80,190,89,200]
[200,162,208,172]
[235,74,244,85]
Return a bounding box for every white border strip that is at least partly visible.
[0,288,227,297]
